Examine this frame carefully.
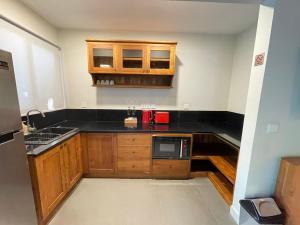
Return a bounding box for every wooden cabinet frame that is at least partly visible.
[86,40,177,88]
[118,44,147,74]
[147,44,176,75]
[87,42,118,73]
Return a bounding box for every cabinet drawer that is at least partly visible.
[117,134,151,146]
[117,160,150,173]
[153,160,190,178]
[118,146,151,160]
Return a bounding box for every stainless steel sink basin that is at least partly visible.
[25,127,77,145]
[25,133,61,145]
[39,127,75,135]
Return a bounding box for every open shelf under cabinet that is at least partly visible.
[191,133,239,205]
[91,74,173,89]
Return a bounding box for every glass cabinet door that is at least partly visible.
[119,45,146,73]
[148,46,176,75]
[88,43,117,72]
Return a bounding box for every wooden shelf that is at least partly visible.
[123,57,143,61]
[208,172,233,205]
[190,171,208,177]
[150,58,170,62]
[92,84,172,89]
[191,155,210,160]
[209,156,237,184]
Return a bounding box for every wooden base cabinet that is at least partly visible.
[28,134,82,225]
[82,133,116,176]
[117,134,152,176]
[275,157,300,225]
[153,160,190,179]
[81,133,193,179]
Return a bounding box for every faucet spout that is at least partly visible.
[26,109,46,132]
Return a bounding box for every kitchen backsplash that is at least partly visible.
[22,109,244,131]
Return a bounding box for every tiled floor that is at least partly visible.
[49,178,236,225]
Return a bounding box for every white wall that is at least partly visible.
[0,0,58,45]
[232,0,300,222]
[231,5,273,221]
[59,29,235,110]
[227,25,257,114]
[245,0,300,197]
[231,5,274,222]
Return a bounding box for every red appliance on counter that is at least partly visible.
[154,112,169,124]
[142,110,153,124]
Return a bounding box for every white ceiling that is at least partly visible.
[20,0,259,34]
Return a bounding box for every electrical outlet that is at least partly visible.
[183,103,189,110]
[81,101,87,108]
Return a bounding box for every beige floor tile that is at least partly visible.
[49,178,236,225]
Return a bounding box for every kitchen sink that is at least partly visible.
[25,132,61,145]
[25,127,77,145]
[39,127,75,135]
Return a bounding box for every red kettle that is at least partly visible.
[142,110,153,124]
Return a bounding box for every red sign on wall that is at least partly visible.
[255,53,265,66]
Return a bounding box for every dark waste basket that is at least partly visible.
[239,198,284,225]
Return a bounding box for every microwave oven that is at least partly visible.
[152,136,191,160]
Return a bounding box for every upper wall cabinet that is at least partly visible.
[87,42,118,73]
[148,45,176,75]
[86,40,177,88]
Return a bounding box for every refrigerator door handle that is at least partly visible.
[0,131,19,146]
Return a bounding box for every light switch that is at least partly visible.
[266,123,280,134]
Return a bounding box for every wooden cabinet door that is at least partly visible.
[147,45,176,75]
[63,135,82,189]
[34,145,67,219]
[86,134,115,174]
[118,44,147,74]
[87,42,118,73]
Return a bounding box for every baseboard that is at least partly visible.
[230,205,240,224]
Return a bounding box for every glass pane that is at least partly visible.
[150,50,170,69]
[160,144,176,152]
[151,50,170,59]
[123,49,143,68]
[93,48,113,68]
[123,49,142,58]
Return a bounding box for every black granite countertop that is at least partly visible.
[27,120,242,156]
[60,120,242,146]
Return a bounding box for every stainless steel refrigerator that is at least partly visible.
[0,50,38,225]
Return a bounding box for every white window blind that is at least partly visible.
[0,19,65,115]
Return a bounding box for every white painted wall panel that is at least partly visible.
[59,30,235,110]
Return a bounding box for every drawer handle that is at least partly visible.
[132,165,136,168]
[132,151,135,154]
[169,165,172,169]
[132,138,136,141]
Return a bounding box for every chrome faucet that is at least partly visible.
[26,109,46,133]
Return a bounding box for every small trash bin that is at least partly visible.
[239,198,284,225]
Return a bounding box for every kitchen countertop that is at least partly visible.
[27,120,242,156]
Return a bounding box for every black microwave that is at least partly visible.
[152,136,191,160]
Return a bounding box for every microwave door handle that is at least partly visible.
[180,139,183,158]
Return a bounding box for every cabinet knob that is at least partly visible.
[169,165,172,169]
[132,138,135,142]
[132,151,135,154]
